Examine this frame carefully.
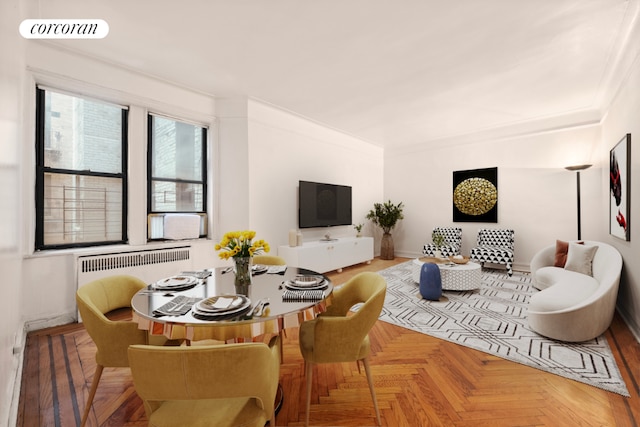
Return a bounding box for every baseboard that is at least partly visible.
[617,306,640,344]
[8,314,78,426]
[24,313,77,332]
[8,321,27,427]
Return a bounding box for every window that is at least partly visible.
[147,114,207,239]
[35,87,128,249]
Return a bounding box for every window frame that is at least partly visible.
[34,86,129,250]
[146,113,208,240]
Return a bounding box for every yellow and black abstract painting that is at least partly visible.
[453,167,498,222]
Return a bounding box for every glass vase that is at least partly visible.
[233,256,252,296]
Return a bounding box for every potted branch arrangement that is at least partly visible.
[366,200,404,260]
[431,230,445,258]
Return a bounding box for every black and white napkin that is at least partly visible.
[152,296,199,317]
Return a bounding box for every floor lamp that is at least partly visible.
[565,164,592,240]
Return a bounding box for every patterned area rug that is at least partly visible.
[374,261,630,396]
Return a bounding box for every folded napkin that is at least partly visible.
[267,265,287,274]
[153,296,199,317]
[282,289,325,302]
[212,296,235,309]
[181,270,212,279]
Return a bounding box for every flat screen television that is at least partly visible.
[298,180,352,229]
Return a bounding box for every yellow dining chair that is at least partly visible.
[76,275,150,427]
[252,253,288,351]
[299,272,387,427]
[128,335,281,427]
[253,254,287,265]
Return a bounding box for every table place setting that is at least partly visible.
[152,295,201,317]
[282,274,328,301]
[150,275,200,292]
[266,265,287,274]
[252,264,269,275]
[180,270,213,279]
[194,294,251,315]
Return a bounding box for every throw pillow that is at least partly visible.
[564,243,598,276]
[554,240,584,267]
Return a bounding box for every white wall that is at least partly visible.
[247,100,384,251]
[602,45,640,340]
[215,98,251,236]
[0,1,26,424]
[385,125,604,269]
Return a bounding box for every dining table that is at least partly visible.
[131,264,333,415]
[131,264,334,344]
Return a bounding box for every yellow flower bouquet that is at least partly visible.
[214,230,270,260]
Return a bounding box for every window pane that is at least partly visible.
[44,91,122,173]
[43,172,123,245]
[151,116,203,181]
[151,180,203,212]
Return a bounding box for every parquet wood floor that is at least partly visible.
[17,257,640,426]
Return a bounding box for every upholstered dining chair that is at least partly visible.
[299,272,387,427]
[253,254,287,265]
[76,275,150,427]
[253,253,288,352]
[128,335,281,427]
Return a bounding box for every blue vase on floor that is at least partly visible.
[419,263,442,301]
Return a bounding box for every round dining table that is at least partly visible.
[131,265,334,343]
[131,265,333,415]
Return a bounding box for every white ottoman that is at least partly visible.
[412,258,481,291]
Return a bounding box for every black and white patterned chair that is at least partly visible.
[470,228,515,276]
[422,227,462,257]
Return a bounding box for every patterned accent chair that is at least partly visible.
[422,227,462,257]
[470,228,515,276]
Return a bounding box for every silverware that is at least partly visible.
[140,291,174,297]
[252,298,270,316]
[171,302,187,313]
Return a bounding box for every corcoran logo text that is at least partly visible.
[20,19,109,39]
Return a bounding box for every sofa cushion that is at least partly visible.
[553,240,583,267]
[530,267,599,312]
[565,243,598,276]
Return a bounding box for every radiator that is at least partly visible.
[76,246,193,289]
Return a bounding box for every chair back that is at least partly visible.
[252,254,287,265]
[304,272,386,363]
[128,337,280,419]
[477,228,515,249]
[434,227,462,248]
[76,275,148,367]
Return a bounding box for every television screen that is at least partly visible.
[299,181,352,228]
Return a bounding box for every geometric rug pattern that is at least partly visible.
[373,261,630,396]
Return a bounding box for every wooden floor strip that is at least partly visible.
[47,335,62,427]
[60,334,81,426]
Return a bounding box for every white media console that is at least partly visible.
[278,237,374,273]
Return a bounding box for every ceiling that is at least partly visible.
[32,0,639,149]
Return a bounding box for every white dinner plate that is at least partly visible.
[293,275,325,287]
[252,264,268,274]
[285,282,328,291]
[153,275,197,290]
[195,295,251,313]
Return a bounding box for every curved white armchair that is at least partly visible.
[528,241,622,342]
